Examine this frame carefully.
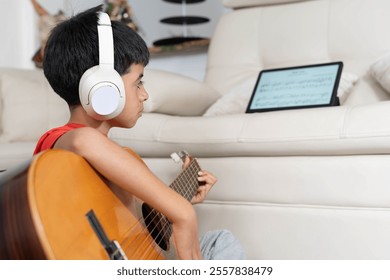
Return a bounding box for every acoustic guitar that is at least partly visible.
[0,149,202,260]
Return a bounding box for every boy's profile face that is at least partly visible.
[109,64,148,128]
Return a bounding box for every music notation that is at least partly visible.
[250,65,340,110]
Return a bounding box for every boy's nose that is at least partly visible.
[142,89,149,101]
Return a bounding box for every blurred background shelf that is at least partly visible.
[153,0,210,53]
[160,16,209,25]
[162,0,205,3]
[149,38,209,56]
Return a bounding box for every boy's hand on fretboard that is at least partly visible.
[191,169,217,205]
[176,151,217,204]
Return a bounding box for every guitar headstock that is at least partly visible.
[170,150,190,164]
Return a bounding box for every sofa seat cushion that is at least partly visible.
[109,101,390,157]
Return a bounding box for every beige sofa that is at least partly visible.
[2,0,390,259]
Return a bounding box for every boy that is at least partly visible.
[34,5,244,260]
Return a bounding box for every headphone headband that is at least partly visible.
[78,12,125,120]
[97,12,114,66]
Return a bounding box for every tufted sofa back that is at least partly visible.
[206,0,390,105]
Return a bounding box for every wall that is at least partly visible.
[0,0,36,68]
[0,0,229,80]
[0,0,106,69]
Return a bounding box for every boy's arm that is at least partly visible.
[54,127,201,259]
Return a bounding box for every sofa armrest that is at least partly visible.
[109,101,390,157]
[143,69,221,116]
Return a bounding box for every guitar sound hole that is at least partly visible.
[141,203,171,251]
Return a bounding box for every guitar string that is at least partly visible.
[133,230,164,260]
[86,156,197,259]
[131,209,172,259]
[172,159,201,200]
[121,172,197,259]
[119,199,176,259]
[119,159,201,259]
[147,161,200,259]
[177,161,201,204]
[120,206,175,259]
[119,206,167,259]
[125,158,200,244]
[141,160,200,249]
[117,217,152,259]
[149,161,200,248]
[119,185,180,257]
[134,161,201,259]
[119,183,185,258]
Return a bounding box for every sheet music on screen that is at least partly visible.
[246,62,342,113]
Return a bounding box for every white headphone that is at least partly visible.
[79,12,125,120]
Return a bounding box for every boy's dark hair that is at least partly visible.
[43,5,149,106]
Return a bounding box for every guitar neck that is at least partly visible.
[169,158,201,201]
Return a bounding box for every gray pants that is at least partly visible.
[200,230,246,260]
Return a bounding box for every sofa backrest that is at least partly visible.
[206,0,390,105]
[0,68,69,142]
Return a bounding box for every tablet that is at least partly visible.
[246,62,343,113]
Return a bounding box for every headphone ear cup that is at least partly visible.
[79,65,125,120]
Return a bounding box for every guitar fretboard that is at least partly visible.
[169,159,201,201]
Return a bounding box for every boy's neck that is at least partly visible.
[68,105,111,135]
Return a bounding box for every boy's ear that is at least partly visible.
[79,12,125,120]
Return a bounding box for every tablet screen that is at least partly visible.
[246,62,343,113]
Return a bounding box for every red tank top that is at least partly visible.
[33,123,85,155]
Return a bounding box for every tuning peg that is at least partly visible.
[170,150,190,164]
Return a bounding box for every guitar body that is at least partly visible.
[0,149,167,260]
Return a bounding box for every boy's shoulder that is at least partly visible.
[53,124,119,157]
[34,123,86,155]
